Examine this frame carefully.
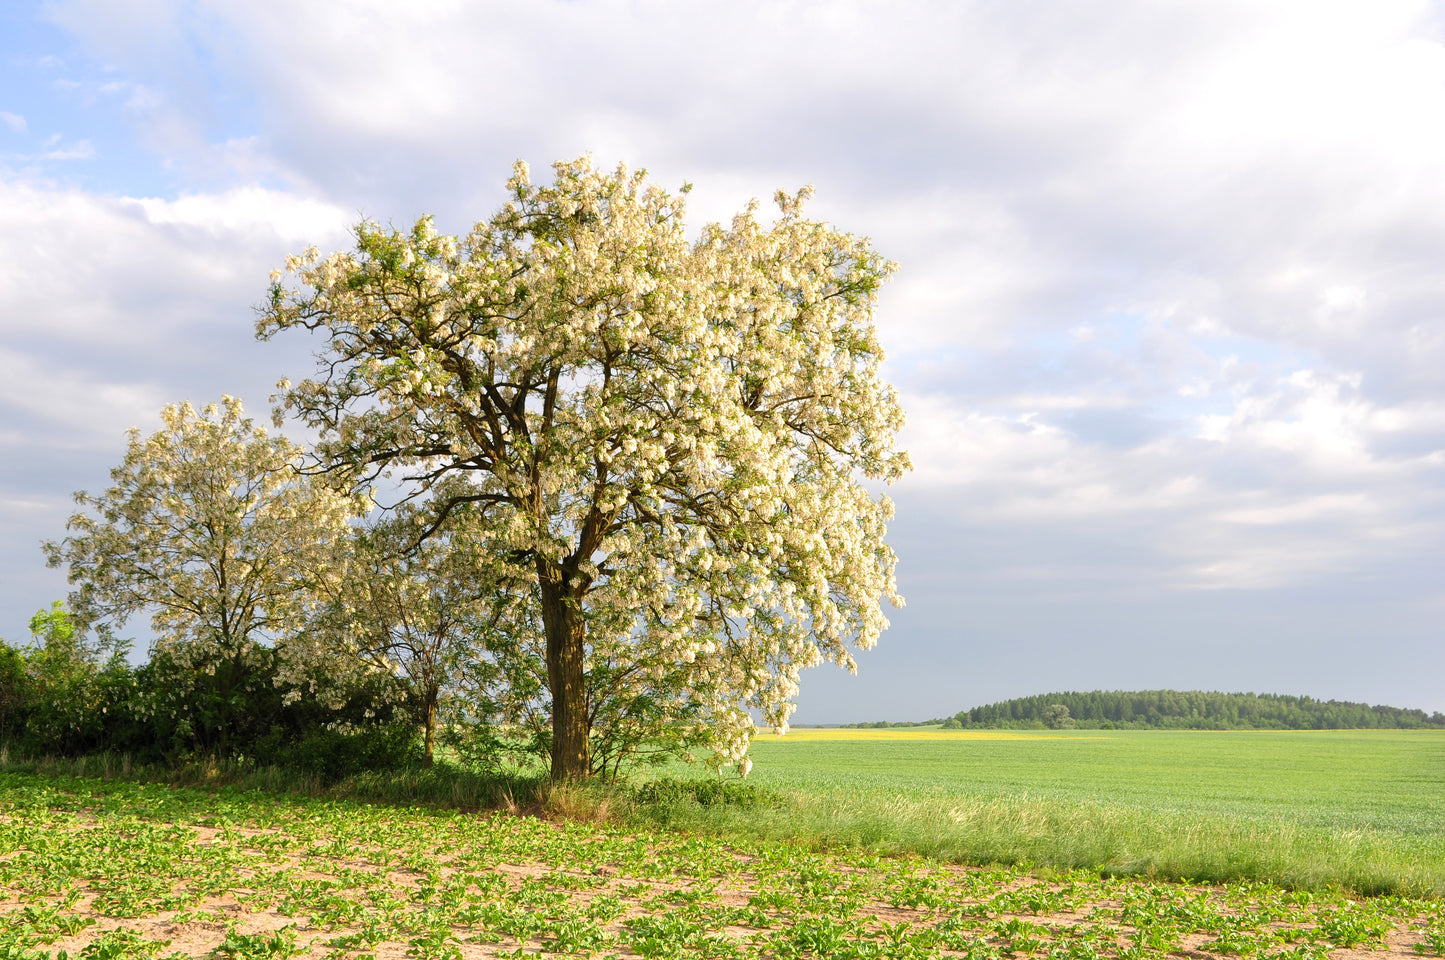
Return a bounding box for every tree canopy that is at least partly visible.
[259,157,909,779]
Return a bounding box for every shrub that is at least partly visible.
[252,722,421,782]
[633,776,784,809]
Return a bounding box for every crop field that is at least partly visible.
[745,729,1445,828]
[641,730,1445,896]
[1,771,1443,960]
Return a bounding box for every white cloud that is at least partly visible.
[0,173,355,644]
[40,138,95,160]
[0,491,63,516]
[902,362,1445,591]
[1192,369,1441,473]
[130,187,351,242]
[38,3,1445,379]
[0,347,166,449]
[1213,493,1379,528]
[77,0,1439,596]
[0,177,350,344]
[0,112,25,134]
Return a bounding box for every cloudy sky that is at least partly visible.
[2,0,1442,721]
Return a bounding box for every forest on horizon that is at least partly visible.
[835,689,1445,730]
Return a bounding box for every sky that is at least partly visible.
[1,0,1442,722]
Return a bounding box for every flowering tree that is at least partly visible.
[43,397,357,753]
[259,157,909,780]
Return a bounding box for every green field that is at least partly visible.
[748,729,1445,832]
[1,770,1441,959]
[637,729,1445,896]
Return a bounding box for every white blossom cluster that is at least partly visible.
[260,157,909,776]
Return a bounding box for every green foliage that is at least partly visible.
[1417,914,1445,956]
[1042,703,1074,729]
[633,776,783,809]
[0,642,28,743]
[3,603,131,758]
[436,716,546,780]
[214,927,301,958]
[253,722,420,782]
[1,602,416,782]
[27,602,78,651]
[953,689,1445,730]
[297,500,543,769]
[74,928,166,958]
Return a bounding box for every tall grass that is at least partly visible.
[619,729,1445,897]
[621,782,1445,897]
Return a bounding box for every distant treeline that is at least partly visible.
[947,690,1445,730]
[837,719,950,729]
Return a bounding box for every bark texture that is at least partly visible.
[540,566,589,780]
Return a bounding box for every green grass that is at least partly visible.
[632,729,1445,896]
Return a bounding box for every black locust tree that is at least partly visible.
[259,157,909,780]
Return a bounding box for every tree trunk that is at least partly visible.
[212,647,244,759]
[422,694,437,767]
[539,564,589,780]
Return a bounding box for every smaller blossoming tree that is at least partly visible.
[291,495,542,766]
[44,397,358,753]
